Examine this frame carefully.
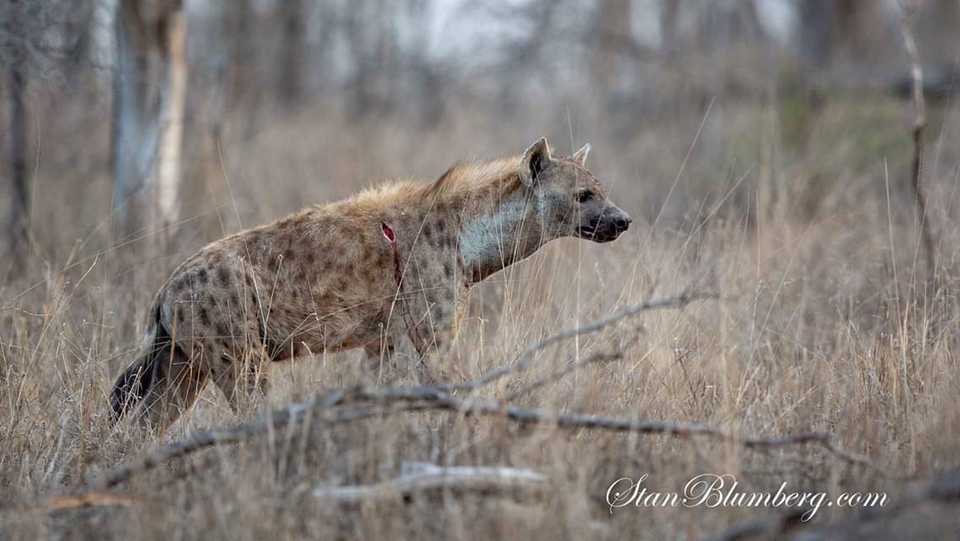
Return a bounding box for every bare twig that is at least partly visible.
[898,5,936,286]
[311,462,546,503]
[0,491,144,524]
[446,290,717,393]
[504,351,622,401]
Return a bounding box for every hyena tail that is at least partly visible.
[110,305,206,430]
[110,305,172,420]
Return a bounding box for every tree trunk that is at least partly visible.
[591,0,632,98]
[64,1,96,81]
[155,8,187,233]
[659,0,679,58]
[278,0,306,106]
[795,0,881,71]
[111,0,187,239]
[226,0,253,104]
[6,15,29,276]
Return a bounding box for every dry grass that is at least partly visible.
[3,87,960,540]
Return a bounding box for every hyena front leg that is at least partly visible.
[402,283,470,385]
[363,340,397,383]
[449,289,471,349]
[419,292,469,384]
[363,306,442,385]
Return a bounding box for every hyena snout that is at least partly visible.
[580,206,632,243]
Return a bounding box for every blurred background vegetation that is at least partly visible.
[2,0,958,275]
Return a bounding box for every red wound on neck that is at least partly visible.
[381,222,396,244]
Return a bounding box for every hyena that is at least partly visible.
[111,137,632,431]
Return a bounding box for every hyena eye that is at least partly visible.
[575,190,594,203]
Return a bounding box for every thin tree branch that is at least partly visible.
[445,290,717,394]
[504,350,622,401]
[898,5,936,286]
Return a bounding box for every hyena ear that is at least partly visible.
[572,143,591,166]
[521,137,553,186]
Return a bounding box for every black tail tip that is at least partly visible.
[110,363,151,421]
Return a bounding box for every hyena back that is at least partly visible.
[111,137,632,432]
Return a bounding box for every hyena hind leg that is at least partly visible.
[210,353,270,414]
[138,347,211,434]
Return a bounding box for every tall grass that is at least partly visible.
[2,88,960,539]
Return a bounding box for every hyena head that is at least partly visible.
[520,137,632,243]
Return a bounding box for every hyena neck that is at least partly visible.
[456,187,550,284]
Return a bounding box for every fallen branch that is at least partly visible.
[311,462,546,503]
[95,384,891,490]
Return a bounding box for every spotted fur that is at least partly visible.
[110,137,631,432]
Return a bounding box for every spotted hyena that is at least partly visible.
[111,137,632,431]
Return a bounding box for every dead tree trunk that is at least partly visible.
[111,0,187,239]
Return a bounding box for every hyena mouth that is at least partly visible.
[577,226,622,243]
[579,218,631,243]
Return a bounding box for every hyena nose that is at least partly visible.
[614,214,632,232]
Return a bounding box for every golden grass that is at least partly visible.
[3,91,960,539]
